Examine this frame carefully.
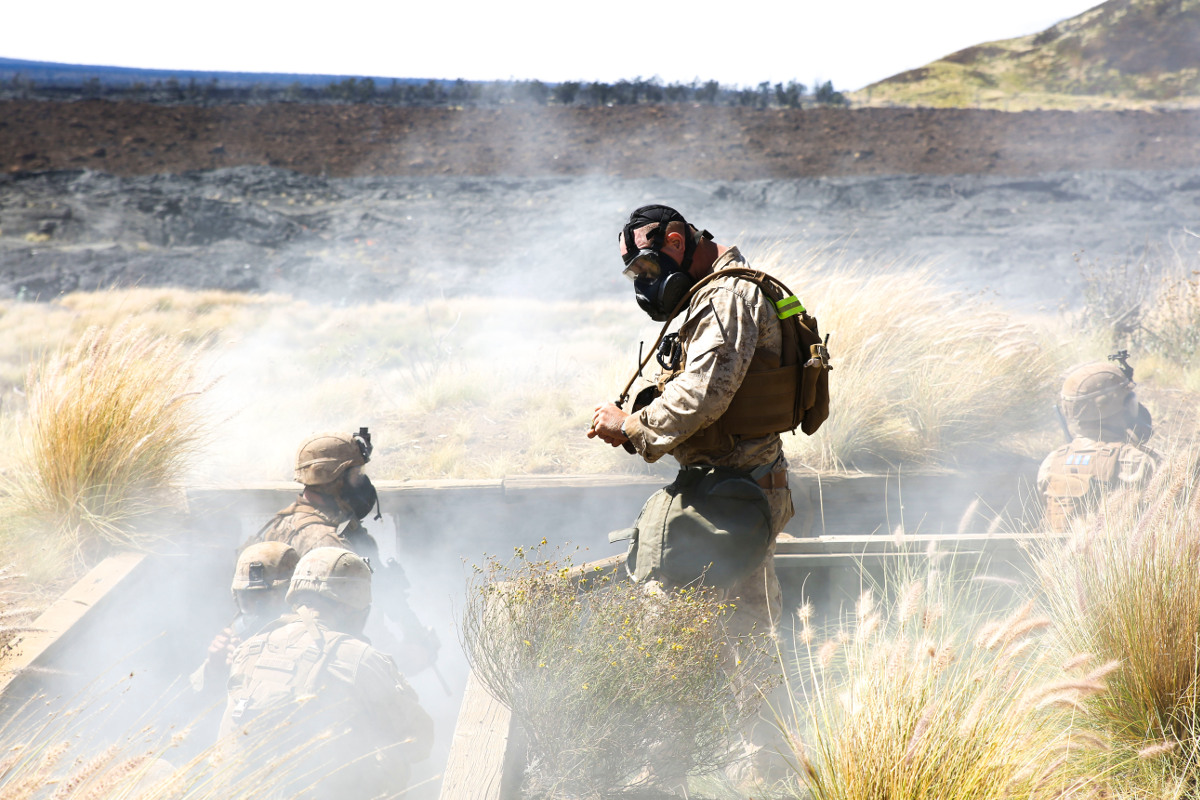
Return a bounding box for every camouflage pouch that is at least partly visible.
[610,465,772,588]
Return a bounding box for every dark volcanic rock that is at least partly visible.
[3,165,1200,309]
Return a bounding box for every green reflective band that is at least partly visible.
[775,295,805,320]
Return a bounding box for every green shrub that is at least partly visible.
[462,547,774,797]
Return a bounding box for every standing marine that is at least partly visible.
[219,546,434,798]
[589,204,831,637]
[1038,354,1158,532]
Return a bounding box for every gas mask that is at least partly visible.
[626,249,695,322]
[343,468,380,521]
[619,205,711,322]
[1126,393,1153,444]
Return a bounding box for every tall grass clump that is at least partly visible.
[1034,445,1200,793]
[758,253,1058,471]
[783,561,1107,800]
[0,323,209,562]
[462,547,774,798]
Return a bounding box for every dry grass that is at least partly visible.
[0,688,422,800]
[0,323,210,565]
[462,547,774,798]
[0,561,52,658]
[1033,445,1200,794]
[0,257,1065,484]
[759,252,1059,471]
[781,562,1107,800]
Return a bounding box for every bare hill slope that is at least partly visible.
[3,100,1200,178]
[857,0,1200,109]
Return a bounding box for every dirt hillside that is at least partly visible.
[4,100,1200,178]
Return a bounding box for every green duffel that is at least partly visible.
[610,465,772,588]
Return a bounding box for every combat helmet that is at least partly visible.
[294,432,366,486]
[286,546,373,610]
[231,541,300,595]
[1060,361,1135,430]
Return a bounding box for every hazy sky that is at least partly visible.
[6,0,1102,91]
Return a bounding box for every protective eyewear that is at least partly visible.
[621,249,667,282]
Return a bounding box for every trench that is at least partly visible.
[0,468,1044,797]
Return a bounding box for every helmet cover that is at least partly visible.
[232,541,300,594]
[294,432,366,486]
[1060,362,1134,428]
[286,546,373,610]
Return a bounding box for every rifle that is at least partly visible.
[373,557,451,695]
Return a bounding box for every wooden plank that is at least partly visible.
[439,668,522,800]
[774,532,1055,556]
[380,479,506,498]
[0,551,147,696]
[565,553,628,589]
[189,479,507,501]
[501,474,663,493]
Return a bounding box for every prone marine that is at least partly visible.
[1038,353,1158,532]
[218,546,433,798]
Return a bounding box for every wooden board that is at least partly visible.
[0,551,147,696]
[439,668,523,800]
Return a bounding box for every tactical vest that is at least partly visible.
[223,613,366,734]
[1043,440,1122,532]
[250,500,374,559]
[220,614,406,799]
[622,266,832,448]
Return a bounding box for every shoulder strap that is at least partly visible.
[246,501,301,545]
[616,267,806,407]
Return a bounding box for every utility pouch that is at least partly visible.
[609,465,772,588]
[1044,473,1094,532]
[800,329,832,435]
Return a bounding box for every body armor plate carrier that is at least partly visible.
[1043,440,1122,532]
[622,266,831,447]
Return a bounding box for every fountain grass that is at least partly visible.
[1033,445,1200,795]
[0,323,210,567]
[779,560,1108,800]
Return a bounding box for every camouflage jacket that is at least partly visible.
[219,609,433,796]
[254,495,379,561]
[623,247,785,472]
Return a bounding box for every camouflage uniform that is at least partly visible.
[1037,437,1158,532]
[219,608,433,798]
[623,247,795,634]
[255,496,380,561]
[1038,361,1159,532]
[252,431,381,560]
